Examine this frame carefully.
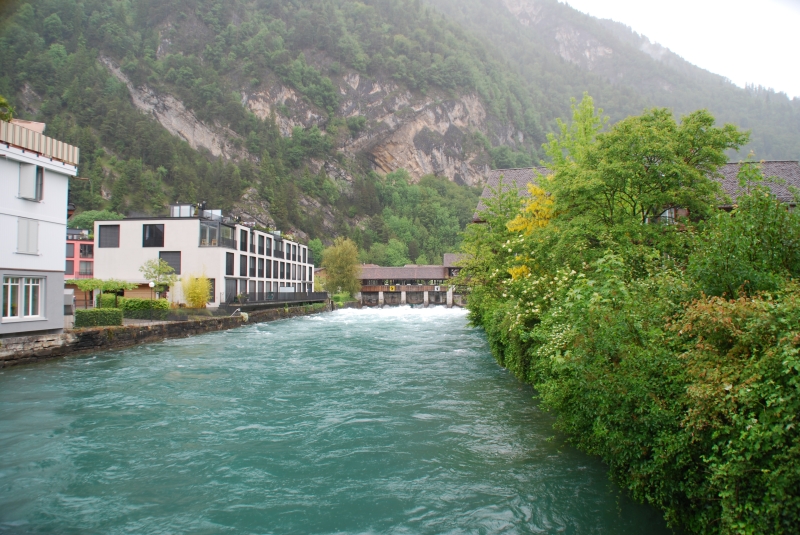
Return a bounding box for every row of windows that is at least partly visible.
[237,229,308,262]
[2,277,43,319]
[225,253,313,281]
[98,224,311,264]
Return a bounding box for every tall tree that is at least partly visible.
[321,237,361,296]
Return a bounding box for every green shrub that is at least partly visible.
[97,293,125,308]
[74,308,123,328]
[120,298,169,320]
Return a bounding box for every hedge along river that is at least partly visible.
[0,308,673,534]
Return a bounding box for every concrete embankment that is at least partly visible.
[0,302,331,368]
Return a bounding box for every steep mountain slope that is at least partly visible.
[1,0,798,263]
[427,0,800,160]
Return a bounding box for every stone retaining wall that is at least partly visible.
[0,302,331,368]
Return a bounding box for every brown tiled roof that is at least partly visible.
[443,253,467,267]
[718,161,800,205]
[473,167,551,221]
[360,265,448,280]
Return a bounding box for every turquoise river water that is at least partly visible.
[0,308,673,534]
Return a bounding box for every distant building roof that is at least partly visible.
[360,265,448,280]
[718,161,800,205]
[473,167,550,221]
[443,253,467,268]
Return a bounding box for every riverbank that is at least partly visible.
[0,302,331,368]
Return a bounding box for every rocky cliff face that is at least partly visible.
[102,57,245,159]
[105,43,521,188]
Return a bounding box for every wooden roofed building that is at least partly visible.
[359,264,464,307]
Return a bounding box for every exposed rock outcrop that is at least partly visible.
[101,57,244,159]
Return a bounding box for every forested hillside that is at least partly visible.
[427,0,800,160]
[1,0,798,265]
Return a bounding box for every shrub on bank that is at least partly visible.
[120,298,169,320]
[74,308,123,328]
[97,293,125,308]
[457,101,800,533]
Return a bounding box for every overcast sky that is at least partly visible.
[562,0,800,99]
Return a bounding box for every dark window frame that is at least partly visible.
[143,224,165,247]
[226,253,234,276]
[158,251,181,275]
[98,225,120,248]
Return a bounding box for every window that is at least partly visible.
[280,262,285,279]
[80,244,93,258]
[19,164,43,201]
[250,233,255,253]
[240,230,248,252]
[66,260,74,275]
[258,235,265,255]
[208,279,216,303]
[265,238,272,257]
[3,277,43,319]
[249,256,256,277]
[258,258,264,278]
[66,243,75,258]
[292,264,296,280]
[226,253,234,276]
[143,224,165,247]
[17,218,38,255]
[79,261,93,276]
[303,247,307,264]
[99,225,120,248]
[273,261,278,279]
[159,251,181,275]
[200,221,219,246]
[240,255,247,277]
[266,259,272,278]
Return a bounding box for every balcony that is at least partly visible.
[273,250,284,259]
[199,237,237,249]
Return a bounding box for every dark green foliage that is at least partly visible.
[356,170,480,264]
[74,308,123,327]
[460,103,800,533]
[120,298,170,320]
[67,210,124,229]
[689,168,800,298]
[96,293,122,308]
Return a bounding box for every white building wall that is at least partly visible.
[0,143,77,336]
[93,218,316,307]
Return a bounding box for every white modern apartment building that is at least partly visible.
[93,205,315,307]
[0,119,79,337]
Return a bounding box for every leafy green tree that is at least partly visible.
[68,210,124,230]
[139,259,178,293]
[307,238,324,266]
[321,237,361,296]
[689,162,800,297]
[0,94,13,121]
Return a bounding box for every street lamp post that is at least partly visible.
[149,281,155,321]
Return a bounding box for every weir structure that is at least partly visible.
[357,255,465,308]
